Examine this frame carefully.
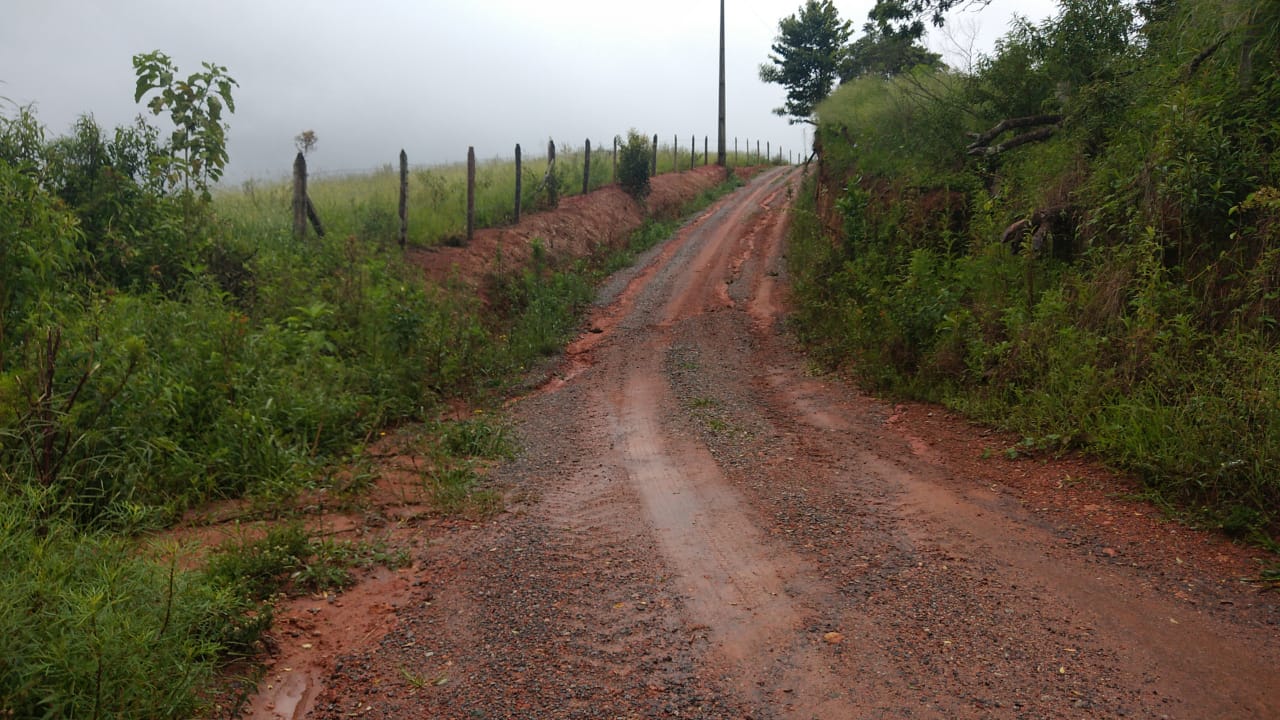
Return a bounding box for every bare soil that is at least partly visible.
[404,166,731,291]
[242,167,1279,719]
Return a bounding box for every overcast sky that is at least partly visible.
[2,0,1058,184]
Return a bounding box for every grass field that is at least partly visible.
[216,138,782,248]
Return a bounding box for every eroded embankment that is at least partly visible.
[405,165,736,289]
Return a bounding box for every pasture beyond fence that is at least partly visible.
[245,133,792,249]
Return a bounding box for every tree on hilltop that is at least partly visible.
[841,22,944,80]
[759,0,854,124]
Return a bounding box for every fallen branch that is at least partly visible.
[968,126,1059,157]
[305,196,326,238]
[1186,33,1229,78]
[1001,205,1077,253]
[1001,218,1031,246]
[967,114,1062,151]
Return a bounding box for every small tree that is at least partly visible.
[132,50,237,198]
[294,130,318,156]
[759,0,854,124]
[617,131,651,201]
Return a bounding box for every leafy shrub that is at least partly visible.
[0,87,747,711]
[618,130,651,200]
[0,159,82,367]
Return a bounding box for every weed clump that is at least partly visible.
[0,490,241,718]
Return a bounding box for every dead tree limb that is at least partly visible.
[901,71,985,122]
[305,196,326,238]
[967,114,1063,150]
[1001,205,1077,254]
[1001,218,1031,246]
[1187,33,1230,78]
[968,126,1059,157]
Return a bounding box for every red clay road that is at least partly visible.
[301,166,1279,720]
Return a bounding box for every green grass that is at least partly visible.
[422,463,502,518]
[201,521,410,601]
[790,171,1280,541]
[0,489,244,719]
[431,414,516,460]
[217,142,772,250]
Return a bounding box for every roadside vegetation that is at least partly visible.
[218,130,766,249]
[0,49,746,716]
[783,0,1280,542]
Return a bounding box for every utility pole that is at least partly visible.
[717,0,726,166]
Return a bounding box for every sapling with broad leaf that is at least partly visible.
[132,50,238,198]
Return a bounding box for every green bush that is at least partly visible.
[617,130,651,201]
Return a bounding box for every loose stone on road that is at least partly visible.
[307,167,1279,719]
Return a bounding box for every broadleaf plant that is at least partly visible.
[132,50,237,198]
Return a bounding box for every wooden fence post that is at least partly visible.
[756,140,760,162]
[583,138,591,195]
[292,152,307,240]
[612,136,618,184]
[704,136,708,166]
[398,149,408,249]
[735,137,738,164]
[466,146,476,245]
[767,142,771,164]
[651,134,658,176]
[515,143,522,224]
[673,133,678,171]
[546,139,558,207]
[690,134,695,171]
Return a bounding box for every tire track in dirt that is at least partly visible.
[309,165,1279,719]
[515,166,882,717]
[597,164,1279,718]
[606,351,864,717]
[580,167,892,717]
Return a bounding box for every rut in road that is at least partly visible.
[598,168,874,717]
[311,167,1280,720]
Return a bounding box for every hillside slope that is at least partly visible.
[791,0,1280,540]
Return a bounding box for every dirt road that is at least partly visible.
[304,167,1279,719]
